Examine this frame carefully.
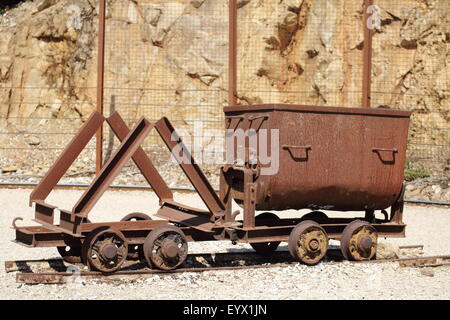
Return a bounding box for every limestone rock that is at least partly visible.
[376,242,400,260]
[26,136,41,146]
[420,268,435,277]
[0,0,448,182]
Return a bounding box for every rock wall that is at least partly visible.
[0,0,448,184]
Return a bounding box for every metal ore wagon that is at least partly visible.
[12,104,412,272]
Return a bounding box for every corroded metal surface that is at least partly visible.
[83,228,128,273]
[288,221,329,265]
[340,220,378,261]
[143,225,188,271]
[223,104,412,212]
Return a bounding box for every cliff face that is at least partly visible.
[0,0,448,181]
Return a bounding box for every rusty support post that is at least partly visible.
[104,95,116,163]
[243,168,256,229]
[228,0,238,106]
[29,112,105,205]
[219,168,232,222]
[362,0,374,108]
[106,112,173,202]
[155,117,226,219]
[96,0,106,173]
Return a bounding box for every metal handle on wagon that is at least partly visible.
[225,115,245,129]
[372,147,398,164]
[372,147,398,154]
[282,145,311,161]
[248,114,269,121]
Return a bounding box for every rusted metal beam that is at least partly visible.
[228,0,238,105]
[29,112,105,205]
[96,0,106,173]
[362,0,374,108]
[34,201,57,225]
[72,118,154,218]
[106,112,173,202]
[155,117,226,219]
[156,201,216,232]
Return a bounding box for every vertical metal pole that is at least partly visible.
[221,0,238,217]
[362,0,374,108]
[96,0,106,173]
[228,0,238,106]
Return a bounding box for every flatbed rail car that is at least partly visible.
[12,105,412,272]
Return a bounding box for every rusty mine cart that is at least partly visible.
[12,104,412,273]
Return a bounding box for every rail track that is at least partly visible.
[6,244,450,285]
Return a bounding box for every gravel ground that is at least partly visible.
[1,188,449,300]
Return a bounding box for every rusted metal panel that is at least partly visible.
[106,112,173,202]
[29,112,105,205]
[223,104,412,212]
[155,117,225,218]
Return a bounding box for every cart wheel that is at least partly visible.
[82,227,128,273]
[301,211,328,222]
[250,212,281,254]
[120,213,152,260]
[143,225,188,271]
[340,220,377,261]
[120,212,152,221]
[57,218,91,263]
[57,245,82,264]
[288,220,328,265]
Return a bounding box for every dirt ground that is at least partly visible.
[0,188,449,300]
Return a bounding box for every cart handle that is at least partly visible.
[282,145,311,161]
[372,147,398,153]
[372,147,398,164]
[283,145,312,150]
[225,116,245,129]
[248,114,269,121]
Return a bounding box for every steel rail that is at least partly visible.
[14,254,450,285]
[6,251,295,273]
[1,182,449,206]
[8,245,441,285]
[5,245,424,273]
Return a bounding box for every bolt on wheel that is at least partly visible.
[82,227,128,273]
[289,220,328,265]
[340,220,378,261]
[143,225,188,271]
